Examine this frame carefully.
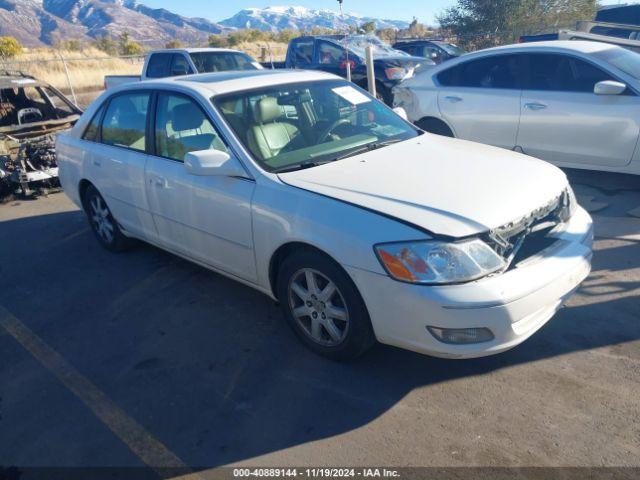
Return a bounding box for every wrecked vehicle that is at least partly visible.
[58,71,593,360]
[0,72,81,199]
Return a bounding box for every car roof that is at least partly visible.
[0,76,44,89]
[136,69,340,96]
[148,48,247,55]
[481,40,619,54]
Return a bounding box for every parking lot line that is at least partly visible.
[0,304,190,475]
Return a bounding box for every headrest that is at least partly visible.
[171,102,205,131]
[253,97,281,124]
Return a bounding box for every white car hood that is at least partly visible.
[278,135,568,238]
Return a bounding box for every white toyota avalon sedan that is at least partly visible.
[57,70,593,360]
[393,41,640,175]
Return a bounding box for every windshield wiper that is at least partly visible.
[331,138,406,162]
[273,159,335,174]
[274,138,406,173]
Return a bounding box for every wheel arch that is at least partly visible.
[268,241,344,300]
[78,178,94,210]
[415,116,455,137]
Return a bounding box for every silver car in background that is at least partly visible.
[393,40,640,175]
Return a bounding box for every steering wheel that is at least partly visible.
[317,118,351,143]
[17,108,43,125]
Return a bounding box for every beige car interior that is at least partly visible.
[246,97,305,161]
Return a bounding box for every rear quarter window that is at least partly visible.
[82,105,105,142]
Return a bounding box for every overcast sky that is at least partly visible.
[138,0,628,25]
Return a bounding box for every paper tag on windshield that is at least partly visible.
[332,86,371,105]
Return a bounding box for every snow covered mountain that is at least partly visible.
[220,6,410,32]
[0,0,229,46]
[0,2,409,47]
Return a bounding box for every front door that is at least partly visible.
[437,53,523,150]
[144,91,257,281]
[516,53,640,168]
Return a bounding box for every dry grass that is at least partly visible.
[237,41,288,62]
[0,43,288,95]
[1,47,142,93]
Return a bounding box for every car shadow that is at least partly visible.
[0,186,638,471]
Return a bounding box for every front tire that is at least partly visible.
[276,249,375,361]
[83,185,133,252]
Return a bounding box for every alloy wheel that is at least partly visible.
[288,268,350,347]
[89,195,114,244]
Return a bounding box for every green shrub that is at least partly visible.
[0,36,22,58]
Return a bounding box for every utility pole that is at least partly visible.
[337,0,351,82]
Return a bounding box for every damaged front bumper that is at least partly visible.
[346,203,594,359]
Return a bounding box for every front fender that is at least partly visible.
[251,179,428,295]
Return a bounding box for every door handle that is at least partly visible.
[524,102,547,110]
[444,95,463,103]
[149,176,167,188]
[92,159,101,167]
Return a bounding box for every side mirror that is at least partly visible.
[184,150,247,177]
[392,107,409,121]
[594,80,627,95]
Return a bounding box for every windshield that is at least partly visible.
[0,85,79,127]
[213,79,419,172]
[190,52,262,73]
[592,47,640,80]
[331,35,408,59]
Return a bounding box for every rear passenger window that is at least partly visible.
[101,92,150,152]
[438,55,521,89]
[154,93,228,161]
[82,105,105,142]
[525,54,613,93]
[146,53,172,78]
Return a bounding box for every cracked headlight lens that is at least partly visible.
[375,238,506,284]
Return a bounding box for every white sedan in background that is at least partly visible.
[393,41,640,175]
[57,70,592,360]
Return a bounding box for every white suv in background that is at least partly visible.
[393,41,640,175]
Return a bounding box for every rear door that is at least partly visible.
[81,91,157,239]
[517,52,640,167]
[437,53,523,149]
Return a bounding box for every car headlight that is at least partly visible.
[560,185,577,222]
[375,238,506,284]
[385,67,413,80]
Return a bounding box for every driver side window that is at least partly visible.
[319,42,344,65]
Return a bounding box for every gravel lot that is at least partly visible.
[0,169,638,477]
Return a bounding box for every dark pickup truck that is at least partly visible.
[263,34,431,104]
[392,39,465,64]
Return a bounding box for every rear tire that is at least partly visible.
[415,117,454,137]
[276,249,376,361]
[82,185,134,252]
